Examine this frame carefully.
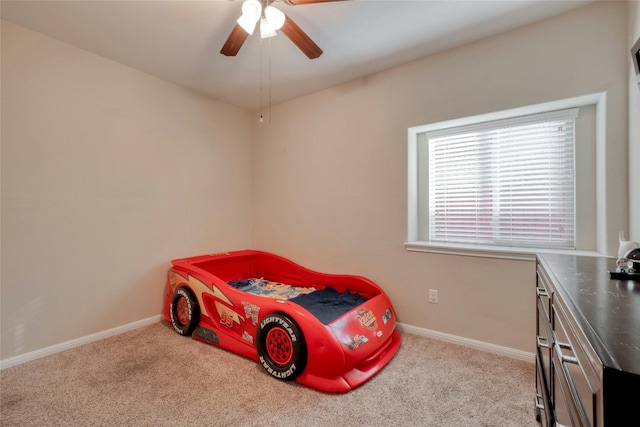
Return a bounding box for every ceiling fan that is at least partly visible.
[220,0,343,59]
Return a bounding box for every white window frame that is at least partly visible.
[406,93,607,261]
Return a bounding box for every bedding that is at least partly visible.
[229,278,369,324]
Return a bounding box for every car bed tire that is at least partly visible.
[257,313,307,381]
[170,287,200,336]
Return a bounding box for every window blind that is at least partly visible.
[426,108,578,249]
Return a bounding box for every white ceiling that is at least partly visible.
[1,0,593,111]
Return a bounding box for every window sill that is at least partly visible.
[404,241,604,262]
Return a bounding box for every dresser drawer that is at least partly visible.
[552,296,602,427]
[535,352,553,427]
[537,297,553,388]
[552,343,586,426]
[536,264,554,317]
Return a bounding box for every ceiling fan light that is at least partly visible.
[264,5,285,31]
[260,17,277,39]
[237,14,257,35]
[241,0,262,22]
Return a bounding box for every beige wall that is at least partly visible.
[1,21,253,360]
[253,1,629,352]
[630,0,640,241]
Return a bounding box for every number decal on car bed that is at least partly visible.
[216,302,243,328]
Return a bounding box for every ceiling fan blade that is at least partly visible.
[284,0,345,5]
[280,15,323,59]
[220,23,250,56]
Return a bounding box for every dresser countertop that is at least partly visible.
[537,253,640,376]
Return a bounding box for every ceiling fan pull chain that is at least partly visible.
[268,36,272,124]
[259,36,264,123]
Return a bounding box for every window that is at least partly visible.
[407,94,603,259]
[426,109,577,249]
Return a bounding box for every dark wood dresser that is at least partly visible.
[535,253,640,426]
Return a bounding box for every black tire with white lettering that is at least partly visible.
[170,287,200,336]
[257,313,307,381]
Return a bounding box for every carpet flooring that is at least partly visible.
[1,321,537,426]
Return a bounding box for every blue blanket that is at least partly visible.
[228,279,368,324]
[290,287,368,324]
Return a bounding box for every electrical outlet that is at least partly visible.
[429,289,438,304]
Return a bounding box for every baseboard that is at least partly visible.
[397,322,535,363]
[0,315,162,370]
[1,316,534,370]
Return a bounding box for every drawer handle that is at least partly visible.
[537,335,550,349]
[536,287,549,298]
[557,342,579,365]
[535,393,545,410]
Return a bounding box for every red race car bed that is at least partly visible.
[163,249,401,393]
